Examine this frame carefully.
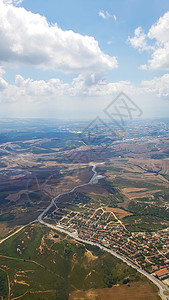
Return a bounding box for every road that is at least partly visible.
[0,226,26,245]
[37,164,169,300]
[0,220,36,246]
[39,217,169,300]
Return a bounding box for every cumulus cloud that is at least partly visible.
[15,74,70,97]
[128,11,169,70]
[1,71,169,106]
[128,27,154,52]
[0,72,136,102]
[69,72,169,98]
[142,73,169,97]
[71,74,134,96]
[0,0,118,73]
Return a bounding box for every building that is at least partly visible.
[155,268,169,279]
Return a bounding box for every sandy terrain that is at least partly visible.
[105,207,132,219]
[69,282,159,300]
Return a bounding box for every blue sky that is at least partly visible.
[0,0,169,119]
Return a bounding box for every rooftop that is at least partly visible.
[155,268,169,277]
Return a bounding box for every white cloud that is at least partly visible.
[142,73,169,97]
[1,71,169,118]
[15,74,70,97]
[128,11,169,70]
[2,0,23,6]
[139,64,148,70]
[1,70,169,119]
[0,0,118,73]
[71,73,134,96]
[0,67,8,89]
[14,72,169,98]
[99,11,109,20]
[113,15,117,22]
[0,72,137,102]
[128,27,154,52]
[98,10,116,22]
[147,11,169,70]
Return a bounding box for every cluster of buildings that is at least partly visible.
[48,203,169,284]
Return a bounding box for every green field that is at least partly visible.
[123,215,169,231]
[0,223,156,299]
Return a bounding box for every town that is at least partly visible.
[47,199,169,286]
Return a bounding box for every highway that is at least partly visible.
[37,165,169,300]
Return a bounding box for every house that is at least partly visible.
[155,268,169,279]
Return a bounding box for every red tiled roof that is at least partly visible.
[155,268,169,277]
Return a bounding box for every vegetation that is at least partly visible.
[0,224,150,299]
[0,269,8,299]
[128,201,169,221]
[99,178,124,206]
[123,215,169,232]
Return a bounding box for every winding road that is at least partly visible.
[37,165,169,300]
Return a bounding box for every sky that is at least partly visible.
[0,0,169,119]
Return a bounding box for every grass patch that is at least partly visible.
[0,223,154,299]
